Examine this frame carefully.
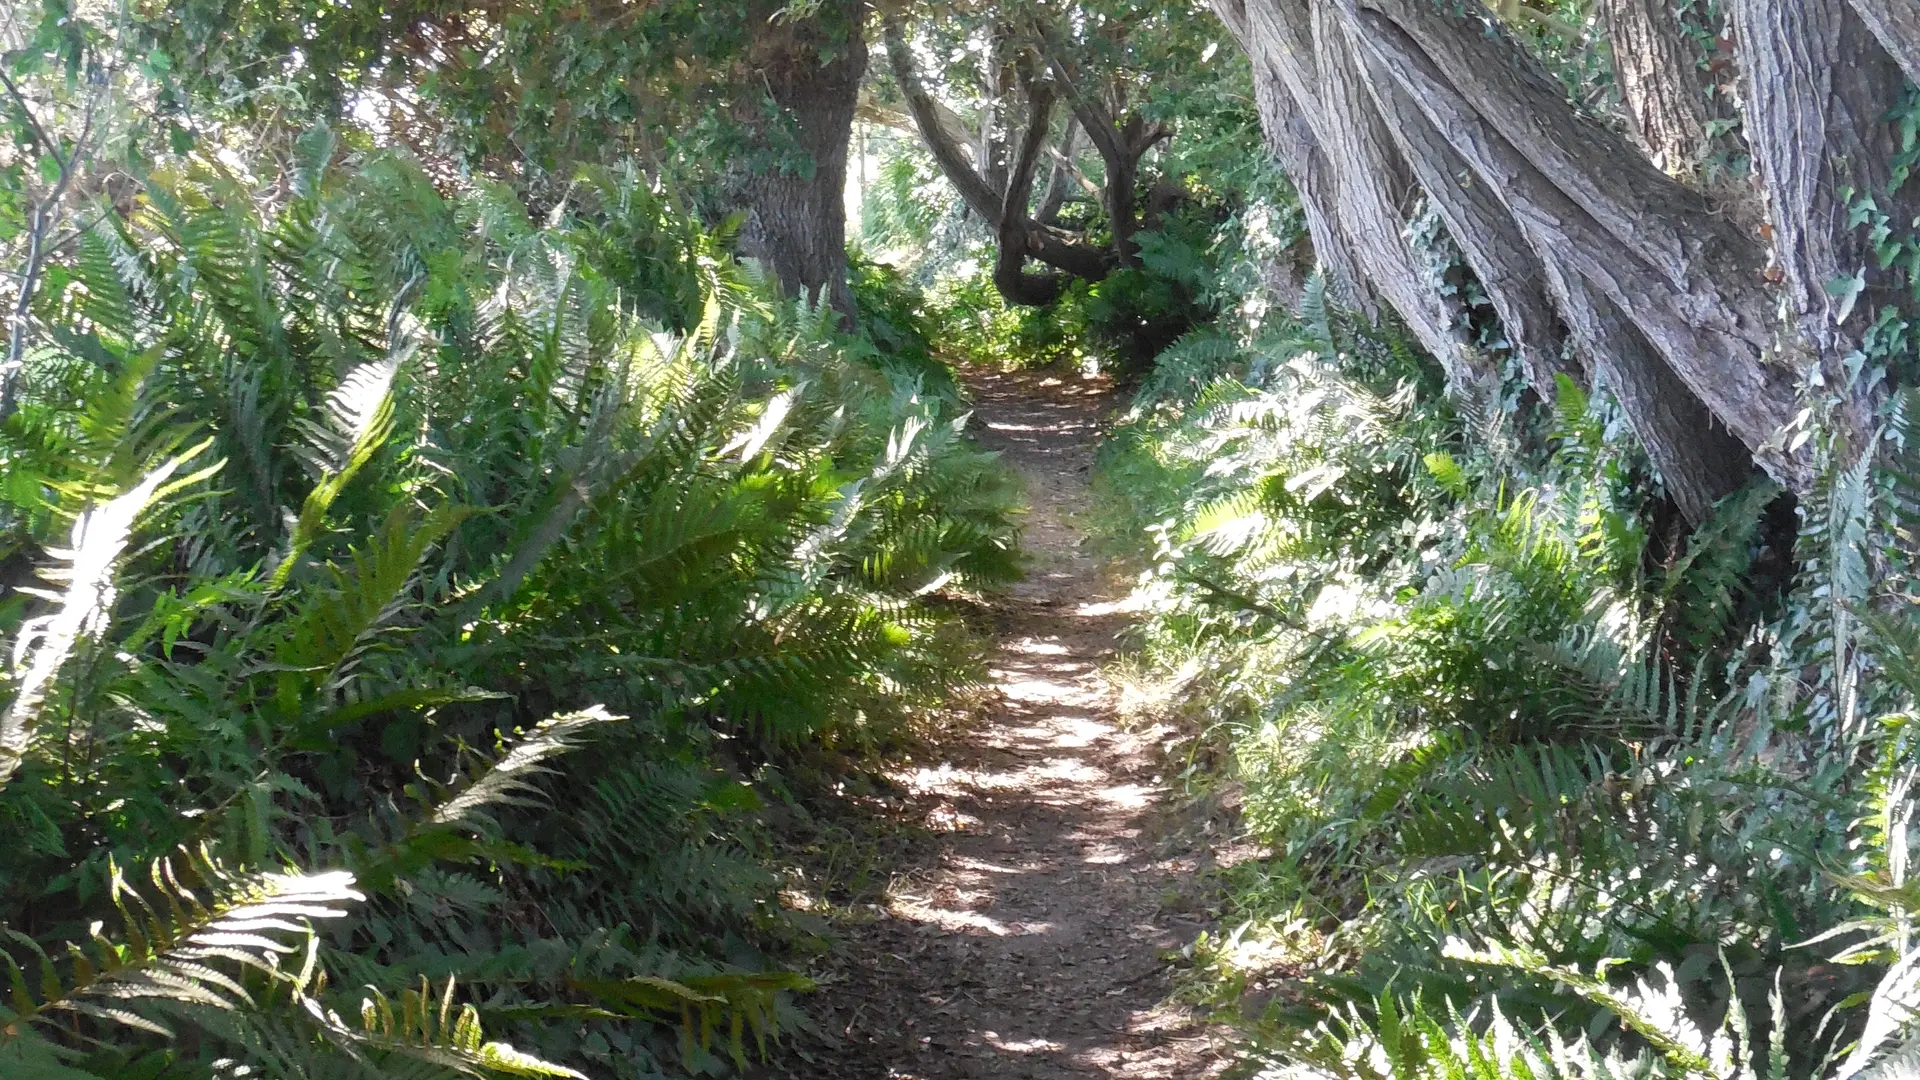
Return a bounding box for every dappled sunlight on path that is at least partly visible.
[774,364,1227,1080]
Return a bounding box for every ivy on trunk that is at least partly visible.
[1216,0,1920,517]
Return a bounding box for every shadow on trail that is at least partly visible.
[771,363,1225,1080]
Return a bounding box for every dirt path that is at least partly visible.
[780,364,1227,1080]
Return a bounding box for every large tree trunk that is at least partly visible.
[1335,0,1809,489]
[1215,0,1371,312]
[735,0,866,321]
[1733,0,1919,449]
[1313,1,1491,390]
[1347,26,1575,397]
[1849,0,1920,84]
[1600,0,1717,175]
[1223,0,1491,388]
[1349,9,1750,520]
[1219,0,1918,502]
[1251,62,1369,311]
[1542,255,1756,521]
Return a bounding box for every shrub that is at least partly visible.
[0,145,1019,1078]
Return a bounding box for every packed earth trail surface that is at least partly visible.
[782,364,1229,1079]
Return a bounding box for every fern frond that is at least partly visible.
[272,350,405,590]
[1,446,216,789]
[330,978,585,1079]
[0,850,361,1040]
[429,706,624,836]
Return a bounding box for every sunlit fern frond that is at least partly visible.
[274,502,476,688]
[0,848,361,1040]
[429,706,625,838]
[321,977,586,1078]
[1298,271,1335,359]
[1294,992,1635,1080]
[273,351,405,589]
[1,446,215,789]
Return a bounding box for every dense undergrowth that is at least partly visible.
[0,143,1019,1078]
[1089,199,1920,1079]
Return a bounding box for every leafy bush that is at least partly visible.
[0,143,1019,1078]
[1101,252,1920,1078]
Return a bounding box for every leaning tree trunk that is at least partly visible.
[1312,0,1491,390]
[1339,7,1575,398]
[1348,4,1751,520]
[1733,0,1920,451]
[735,0,866,321]
[1226,0,1494,389]
[1542,258,1757,520]
[1252,62,1369,311]
[1600,0,1718,175]
[1334,0,1810,489]
[1214,0,1370,310]
[1221,0,1918,501]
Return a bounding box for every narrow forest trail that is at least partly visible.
[783,364,1229,1080]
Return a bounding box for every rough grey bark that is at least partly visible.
[1733,0,1920,445]
[1312,1,1490,389]
[1348,32,1576,397]
[1349,14,1749,520]
[1335,0,1808,488]
[1216,0,1372,312]
[1037,119,1082,224]
[1213,0,1372,312]
[1254,63,1369,311]
[1540,251,1756,522]
[735,0,866,321]
[1225,0,1491,386]
[1849,0,1920,84]
[1600,0,1716,174]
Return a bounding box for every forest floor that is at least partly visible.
[774,363,1232,1080]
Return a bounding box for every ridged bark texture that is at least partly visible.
[736,0,866,320]
[1219,0,1920,504]
[1601,0,1716,173]
[1349,31,1576,396]
[1849,0,1920,84]
[1540,253,1756,521]
[1733,0,1920,445]
[1313,0,1494,390]
[1333,0,1805,489]
[1220,0,1376,315]
[1348,0,1749,520]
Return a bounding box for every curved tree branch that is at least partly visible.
[883,18,1002,222]
[885,17,1111,305]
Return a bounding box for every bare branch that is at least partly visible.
[0,67,63,170]
[882,17,1003,223]
[1,72,103,420]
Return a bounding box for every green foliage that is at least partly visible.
[0,145,1018,1077]
[1094,207,1920,1080]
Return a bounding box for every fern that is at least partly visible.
[1,446,215,789]
[0,848,360,1038]
[427,706,623,836]
[1,145,1017,1080]
[272,352,404,590]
